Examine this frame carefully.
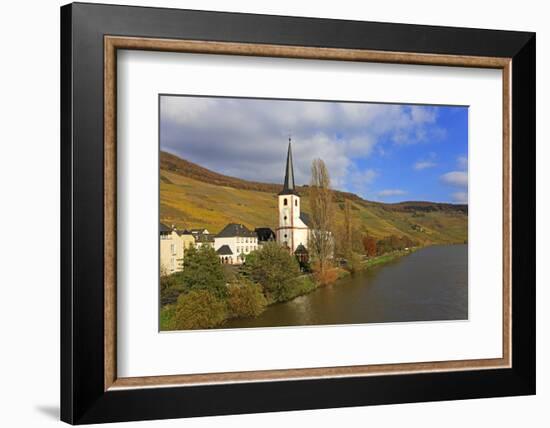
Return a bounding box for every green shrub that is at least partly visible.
[160,273,175,291]
[160,271,187,305]
[345,252,363,274]
[160,287,183,306]
[227,278,267,318]
[173,289,227,330]
[160,304,176,330]
[181,245,227,298]
[243,242,301,303]
[286,275,317,300]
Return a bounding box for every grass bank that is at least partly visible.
[360,247,419,270]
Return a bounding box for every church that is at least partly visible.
[276,139,312,254]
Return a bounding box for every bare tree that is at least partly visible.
[309,159,334,276]
[343,199,353,257]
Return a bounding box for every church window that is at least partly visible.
[295,200,298,206]
[284,215,287,220]
[284,234,287,239]
[284,198,288,206]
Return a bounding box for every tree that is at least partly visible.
[362,234,378,257]
[181,245,227,298]
[309,159,334,276]
[243,242,301,303]
[173,289,227,330]
[389,234,402,251]
[376,237,391,255]
[343,200,353,255]
[227,278,267,318]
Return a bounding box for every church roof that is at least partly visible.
[299,212,312,227]
[255,227,276,242]
[278,139,300,196]
[216,245,233,255]
[217,223,256,238]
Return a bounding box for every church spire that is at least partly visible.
[279,137,298,195]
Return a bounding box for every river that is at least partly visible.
[224,244,468,329]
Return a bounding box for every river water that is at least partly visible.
[224,244,468,329]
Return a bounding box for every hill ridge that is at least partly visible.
[160,151,467,214]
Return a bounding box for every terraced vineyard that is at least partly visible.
[160,151,467,244]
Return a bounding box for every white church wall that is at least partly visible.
[293,228,309,252]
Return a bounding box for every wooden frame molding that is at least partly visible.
[104,35,512,391]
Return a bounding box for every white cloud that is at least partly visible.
[440,171,468,188]
[452,192,468,203]
[441,166,468,204]
[410,105,437,123]
[414,160,437,170]
[345,166,378,199]
[160,96,445,188]
[378,189,407,197]
[457,155,468,170]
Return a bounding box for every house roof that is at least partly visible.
[255,227,276,242]
[299,212,312,227]
[159,223,172,233]
[216,245,233,255]
[195,233,215,242]
[176,229,192,236]
[295,243,308,254]
[190,228,209,234]
[217,223,256,238]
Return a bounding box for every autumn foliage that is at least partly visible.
[312,262,338,286]
[362,236,378,257]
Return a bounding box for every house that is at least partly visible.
[193,231,215,248]
[216,245,234,264]
[214,223,258,264]
[159,223,184,274]
[276,139,311,253]
[176,229,196,251]
[190,228,210,235]
[255,227,276,246]
[294,243,309,264]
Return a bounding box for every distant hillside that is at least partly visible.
[160,151,468,244]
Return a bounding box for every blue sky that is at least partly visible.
[160,95,468,204]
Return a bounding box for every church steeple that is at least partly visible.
[279,138,298,196]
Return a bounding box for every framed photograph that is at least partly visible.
[61,2,535,424]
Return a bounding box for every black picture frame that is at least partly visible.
[61,2,535,424]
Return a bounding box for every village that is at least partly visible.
[160,140,311,274]
[159,140,427,331]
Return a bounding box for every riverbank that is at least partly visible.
[160,247,420,330]
[223,244,468,329]
[361,247,419,270]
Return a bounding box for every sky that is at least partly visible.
[160,95,468,204]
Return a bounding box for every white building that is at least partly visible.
[159,223,184,274]
[214,223,258,264]
[276,139,311,253]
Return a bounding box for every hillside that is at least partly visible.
[160,151,468,245]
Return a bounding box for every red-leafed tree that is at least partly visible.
[362,234,377,257]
